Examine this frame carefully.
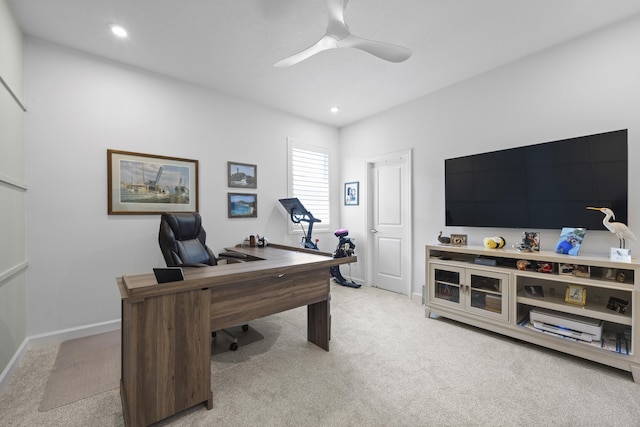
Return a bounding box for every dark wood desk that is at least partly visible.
[117,244,356,427]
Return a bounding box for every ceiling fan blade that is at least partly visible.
[326,0,349,39]
[337,34,412,63]
[273,35,338,67]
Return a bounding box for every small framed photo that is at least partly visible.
[610,247,632,262]
[450,234,467,246]
[344,182,359,205]
[523,285,544,298]
[565,284,587,306]
[228,193,257,218]
[555,227,587,256]
[606,296,629,314]
[522,231,540,251]
[228,162,257,188]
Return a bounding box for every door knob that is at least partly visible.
[370,229,378,233]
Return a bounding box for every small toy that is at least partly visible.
[516,260,530,270]
[438,231,451,244]
[537,262,553,273]
[483,236,505,249]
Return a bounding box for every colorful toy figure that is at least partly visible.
[483,236,506,249]
[537,262,553,273]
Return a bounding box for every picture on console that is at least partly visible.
[555,227,586,256]
[522,231,540,251]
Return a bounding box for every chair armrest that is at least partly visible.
[179,262,213,268]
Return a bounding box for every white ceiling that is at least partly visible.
[8,0,640,127]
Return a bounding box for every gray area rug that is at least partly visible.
[37,325,262,412]
[39,330,120,411]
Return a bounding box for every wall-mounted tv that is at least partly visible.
[445,129,628,230]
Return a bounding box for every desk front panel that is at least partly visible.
[210,268,329,331]
[121,288,211,427]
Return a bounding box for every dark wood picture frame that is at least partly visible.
[107,149,198,214]
[227,161,257,188]
[228,193,257,218]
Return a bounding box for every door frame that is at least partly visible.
[365,149,413,296]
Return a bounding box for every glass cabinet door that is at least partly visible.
[465,269,509,322]
[429,264,464,310]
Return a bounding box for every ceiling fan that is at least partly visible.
[273,0,412,67]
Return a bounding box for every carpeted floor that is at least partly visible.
[2,283,640,426]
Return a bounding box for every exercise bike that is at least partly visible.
[279,198,360,288]
[330,229,360,288]
[279,197,321,250]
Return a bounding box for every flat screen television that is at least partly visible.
[444,129,628,230]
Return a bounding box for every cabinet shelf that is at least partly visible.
[515,269,634,291]
[516,291,632,326]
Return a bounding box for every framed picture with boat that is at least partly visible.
[228,193,257,218]
[227,161,257,188]
[107,149,198,214]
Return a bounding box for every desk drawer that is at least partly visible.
[210,268,329,331]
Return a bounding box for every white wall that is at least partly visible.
[0,0,26,382]
[24,38,340,336]
[340,14,640,298]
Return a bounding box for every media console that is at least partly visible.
[425,244,640,383]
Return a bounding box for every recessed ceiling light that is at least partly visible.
[330,106,340,114]
[109,23,128,38]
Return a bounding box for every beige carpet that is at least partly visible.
[39,330,120,411]
[3,284,640,426]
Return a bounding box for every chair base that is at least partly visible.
[212,325,249,351]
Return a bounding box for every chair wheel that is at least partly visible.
[242,324,249,332]
[230,342,239,351]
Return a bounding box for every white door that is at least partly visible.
[367,151,412,295]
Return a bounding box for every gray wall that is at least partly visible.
[24,38,341,338]
[339,14,640,298]
[0,0,27,381]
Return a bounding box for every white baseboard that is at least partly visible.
[411,291,423,305]
[0,337,30,395]
[0,318,121,394]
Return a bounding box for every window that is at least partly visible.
[287,138,330,232]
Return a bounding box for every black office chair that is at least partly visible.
[158,212,248,350]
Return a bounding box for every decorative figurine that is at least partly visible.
[483,236,505,249]
[438,231,451,244]
[513,243,532,252]
[587,207,637,248]
[537,262,553,273]
[516,260,530,270]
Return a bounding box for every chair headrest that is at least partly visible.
[162,212,202,241]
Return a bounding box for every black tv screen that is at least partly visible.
[444,129,628,230]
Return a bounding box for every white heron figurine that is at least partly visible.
[587,207,637,248]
